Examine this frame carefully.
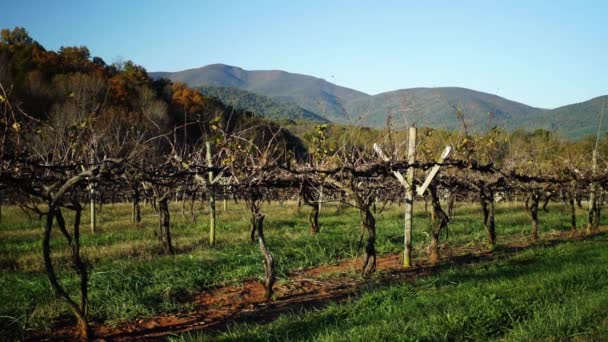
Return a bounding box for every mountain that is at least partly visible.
[153,64,605,139]
[532,95,608,139]
[151,64,369,122]
[197,85,329,123]
[345,87,547,132]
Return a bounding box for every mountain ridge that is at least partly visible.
[196,85,329,123]
[151,64,606,139]
[151,64,368,122]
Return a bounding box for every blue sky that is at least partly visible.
[1,0,606,108]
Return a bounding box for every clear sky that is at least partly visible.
[1,0,606,108]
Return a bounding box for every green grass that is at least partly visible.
[172,234,608,341]
[0,200,604,339]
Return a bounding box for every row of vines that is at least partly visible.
[1,80,607,340]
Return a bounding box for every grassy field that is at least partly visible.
[0,199,604,339]
[175,234,608,341]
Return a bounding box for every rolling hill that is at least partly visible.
[152,64,606,139]
[197,86,329,123]
[151,64,368,122]
[345,87,547,131]
[535,95,608,139]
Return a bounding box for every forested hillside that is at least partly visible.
[197,85,328,123]
[151,64,369,122]
[156,64,606,139]
[0,28,307,159]
[533,95,608,139]
[344,87,547,131]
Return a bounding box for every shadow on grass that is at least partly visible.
[87,231,608,341]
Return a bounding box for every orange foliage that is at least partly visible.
[170,82,206,115]
[108,74,133,107]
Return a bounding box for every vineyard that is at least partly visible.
[1,28,608,341]
[2,79,608,340]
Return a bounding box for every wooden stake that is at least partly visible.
[90,184,96,234]
[373,130,424,268]
[223,186,227,211]
[207,141,216,246]
[417,146,452,196]
[318,185,323,214]
[404,126,417,268]
[588,149,598,233]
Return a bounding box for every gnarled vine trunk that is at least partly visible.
[587,190,601,234]
[575,192,583,209]
[360,206,376,275]
[250,216,257,242]
[446,191,456,220]
[567,181,577,236]
[132,187,141,224]
[528,191,540,241]
[158,193,174,255]
[301,182,321,235]
[346,177,378,276]
[542,191,552,212]
[43,205,90,341]
[256,212,275,300]
[479,186,496,248]
[309,204,320,235]
[428,185,449,264]
[248,199,275,300]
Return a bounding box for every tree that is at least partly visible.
[0,27,33,46]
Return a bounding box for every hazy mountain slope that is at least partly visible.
[533,95,608,139]
[197,85,329,123]
[152,64,606,139]
[151,64,369,122]
[345,87,547,131]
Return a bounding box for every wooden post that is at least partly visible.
[90,183,96,234]
[587,149,598,234]
[375,139,450,268]
[318,185,323,214]
[417,146,452,196]
[588,99,605,233]
[404,126,417,268]
[373,130,421,269]
[207,142,217,246]
[222,183,227,211]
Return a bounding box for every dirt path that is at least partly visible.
[33,228,606,341]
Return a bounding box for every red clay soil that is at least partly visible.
[31,227,607,341]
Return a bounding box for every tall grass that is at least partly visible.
[0,200,603,338]
[172,234,608,341]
